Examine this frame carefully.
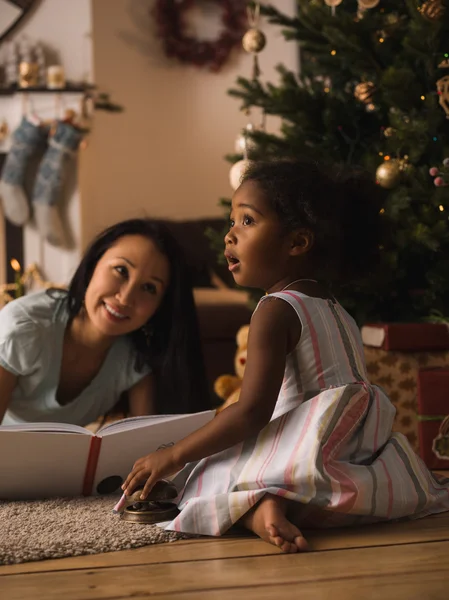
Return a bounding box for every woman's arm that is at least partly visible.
[123,298,300,496]
[0,365,18,423]
[128,373,156,416]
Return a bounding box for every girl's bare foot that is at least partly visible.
[240,494,309,553]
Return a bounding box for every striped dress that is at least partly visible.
[163,291,449,536]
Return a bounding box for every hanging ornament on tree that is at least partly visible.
[437,75,449,119]
[376,159,401,189]
[383,126,395,137]
[429,158,449,187]
[242,3,266,80]
[354,81,376,111]
[419,0,445,21]
[229,159,252,191]
[358,0,380,8]
[235,123,258,156]
[325,0,343,16]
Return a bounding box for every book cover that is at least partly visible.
[0,410,215,500]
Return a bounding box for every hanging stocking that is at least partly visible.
[0,117,48,226]
[32,120,83,247]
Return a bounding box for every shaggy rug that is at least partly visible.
[0,495,188,565]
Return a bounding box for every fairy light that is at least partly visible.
[439,205,445,212]
[324,87,330,93]
[421,95,425,100]
[380,208,385,214]
[379,37,384,43]
[384,155,391,161]
[379,152,384,156]
[331,49,337,56]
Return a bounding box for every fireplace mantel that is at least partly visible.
[0,89,86,287]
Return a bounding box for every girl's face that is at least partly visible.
[224,180,295,291]
[83,234,170,338]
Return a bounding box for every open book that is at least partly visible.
[0,410,215,500]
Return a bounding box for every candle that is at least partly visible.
[47,65,65,89]
[10,259,24,298]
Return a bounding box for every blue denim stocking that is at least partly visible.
[32,121,83,247]
[0,118,48,226]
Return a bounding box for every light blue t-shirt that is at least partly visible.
[0,290,150,426]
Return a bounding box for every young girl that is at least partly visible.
[0,218,210,426]
[121,161,449,553]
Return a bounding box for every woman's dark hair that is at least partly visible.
[65,218,210,415]
[241,159,386,284]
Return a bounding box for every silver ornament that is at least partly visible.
[242,29,266,54]
[234,124,257,155]
[229,159,252,191]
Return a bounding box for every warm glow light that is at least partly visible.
[421,95,425,100]
[380,208,385,214]
[331,50,337,55]
[439,205,445,212]
[384,155,391,161]
[379,38,384,43]
[379,152,384,156]
[10,259,21,272]
[324,87,330,93]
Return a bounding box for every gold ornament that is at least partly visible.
[244,3,265,80]
[242,29,266,54]
[376,160,401,189]
[437,75,449,118]
[354,82,375,104]
[419,0,445,21]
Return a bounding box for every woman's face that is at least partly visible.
[83,234,170,338]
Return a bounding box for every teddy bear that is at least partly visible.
[214,324,249,413]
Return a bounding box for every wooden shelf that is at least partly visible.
[0,85,92,96]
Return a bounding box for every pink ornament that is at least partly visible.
[429,167,439,177]
[434,177,447,187]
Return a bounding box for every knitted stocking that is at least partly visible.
[32,121,83,246]
[0,117,48,226]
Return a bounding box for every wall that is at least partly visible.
[82,0,298,243]
[0,0,93,285]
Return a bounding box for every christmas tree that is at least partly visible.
[216,0,449,325]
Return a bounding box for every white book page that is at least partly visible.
[97,410,215,436]
[92,410,215,495]
[0,431,92,500]
[0,422,90,434]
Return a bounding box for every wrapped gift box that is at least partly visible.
[417,368,449,470]
[364,347,449,458]
[362,323,449,351]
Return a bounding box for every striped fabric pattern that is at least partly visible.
[164,292,449,536]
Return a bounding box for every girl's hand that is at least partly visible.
[121,447,184,499]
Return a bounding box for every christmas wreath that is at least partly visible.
[153,0,247,72]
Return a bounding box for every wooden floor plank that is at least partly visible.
[1,540,448,600]
[1,512,448,575]
[144,571,448,600]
